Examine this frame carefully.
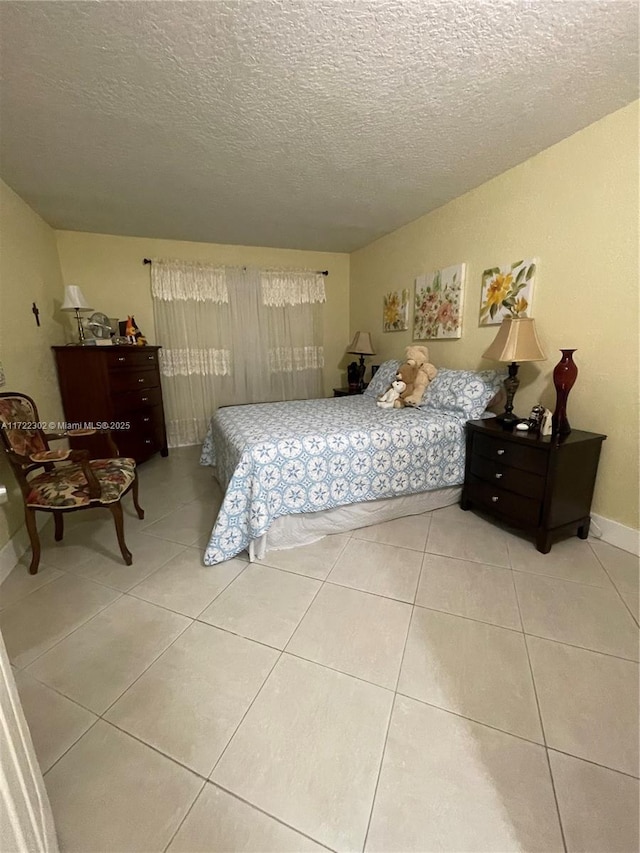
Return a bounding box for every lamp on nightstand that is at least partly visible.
[482,317,546,428]
[347,331,376,391]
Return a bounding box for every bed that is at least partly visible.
[199,361,505,565]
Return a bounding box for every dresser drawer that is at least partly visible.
[467,475,541,526]
[474,432,547,475]
[106,349,160,370]
[112,386,163,415]
[470,454,545,501]
[109,369,159,394]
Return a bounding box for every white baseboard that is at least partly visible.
[0,515,51,585]
[590,514,639,556]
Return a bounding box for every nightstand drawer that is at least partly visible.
[467,475,541,526]
[470,455,546,501]
[474,432,547,475]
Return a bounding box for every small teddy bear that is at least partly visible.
[377,378,407,409]
[395,345,437,407]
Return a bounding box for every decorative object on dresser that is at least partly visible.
[60,285,93,344]
[552,348,578,436]
[0,392,145,574]
[52,345,168,463]
[482,317,546,429]
[346,331,376,392]
[461,418,606,553]
[87,311,113,345]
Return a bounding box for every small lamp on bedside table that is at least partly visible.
[482,317,546,429]
[347,331,376,391]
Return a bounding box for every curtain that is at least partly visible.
[151,260,325,447]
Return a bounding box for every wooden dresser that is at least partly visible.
[461,418,606,553]
[52,345,168,463]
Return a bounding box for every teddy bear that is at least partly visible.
[393,345,437,408]
[377,378,407,409]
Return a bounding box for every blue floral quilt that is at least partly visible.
[199,395,466,565]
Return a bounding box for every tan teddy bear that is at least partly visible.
[394,345,437,408]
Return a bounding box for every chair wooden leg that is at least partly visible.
[54,511,64,542]
[109,501,132,565]
[132,470,144,520]
[24,507,41,575]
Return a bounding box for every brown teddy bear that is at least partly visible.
[393,345,437,408]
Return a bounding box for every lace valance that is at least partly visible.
[261,270,326,306]
[150,259,228,303]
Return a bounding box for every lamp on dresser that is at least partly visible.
[61,285,93,344]
[347,331,376,391]
[482,317,546,429]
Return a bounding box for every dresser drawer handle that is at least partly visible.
[141,396,148,402]
[143,417,150,423]
[496,449,505,456]
[147,355,155,360]
[144,439,152,445]
[138,378,145,383]
[491,496,499,502]
[118,356,125,362]
[495,473,503,479]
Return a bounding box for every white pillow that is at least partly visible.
[420,368,506,419]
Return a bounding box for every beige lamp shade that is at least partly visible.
[347,331,376,355]
[61,285,92,312]
[482,317,546,363]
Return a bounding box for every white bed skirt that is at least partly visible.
[246,486,462,561]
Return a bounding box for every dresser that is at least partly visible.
[461,418,606,553]
[52,345,168,463]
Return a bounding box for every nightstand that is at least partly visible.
[333,386,367,397]
[461,418,606,553]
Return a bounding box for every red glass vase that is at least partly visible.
[552,349,578,436]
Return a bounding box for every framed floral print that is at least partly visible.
[383,289,410,332]
[413,263,466,340]
[480,259,537,325]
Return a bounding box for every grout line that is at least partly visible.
[362,692,397,853]
[413,600,524,634]
[589,544,640,627]
[546,746,640,781]
[162,777,208,853]
[522,631,640,664]
[43,716,102,778]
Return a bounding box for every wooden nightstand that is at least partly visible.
[333,386,367,397]
[461,418,606,553]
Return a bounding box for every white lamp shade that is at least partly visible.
[61,285,92,312]
[347,331,376,355]
[482,317,546,363]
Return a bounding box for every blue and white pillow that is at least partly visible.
[420,368,506,420]
[364,360,401,397]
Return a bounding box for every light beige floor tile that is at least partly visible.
[168,783,327,853]
[258,532,351,580]
[45,721,202,853]
[549,750,639,853]
[514,572,639,660]
[27,595,190,713]
[366,695,563,853]
[39,518,130,571]
[352,512,431,552]
[590,540,639,593]
[329,539,423,602]
[619,586,639,622]
[287,583,412,688]
[68,533,186,592]
[14,670,97,773]
[212,654,393,852]
[144,499,218,546]
[106,622,278,776]
[398,607,542,742]
[527,636,639,776]
[0,562,63,610]
[416,552,521,630]
[0,574,120,668]
[508,535,611,586]
[426,512,511,568]
[131,549,247,617]
[199,564,320,649]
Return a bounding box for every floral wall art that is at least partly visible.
[383,288,410,332]
[413,263,466,340]
[479,259,537,325]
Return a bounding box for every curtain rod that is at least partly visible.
[142,258,328,275]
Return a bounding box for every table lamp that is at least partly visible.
[347,331,376,391]
[61,285,93,344]
[482,317,546,428]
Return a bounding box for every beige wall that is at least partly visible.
[350,102,639,530]
[54,232,350,397]
[0,179,66,548]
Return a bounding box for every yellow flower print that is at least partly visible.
[513,296,528,316]
[485,273,513,307]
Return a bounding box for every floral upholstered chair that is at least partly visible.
[0,392,144,574]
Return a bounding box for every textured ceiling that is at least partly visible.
[0,0,637,252]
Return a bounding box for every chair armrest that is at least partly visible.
[45,428,119,459]
[29,449,101,499]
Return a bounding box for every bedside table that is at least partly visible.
[460,418,606,553]
[333,386,367,397]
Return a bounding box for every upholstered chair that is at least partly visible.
[0,392,144,574]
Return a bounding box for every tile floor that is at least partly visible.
[1,446,638,852]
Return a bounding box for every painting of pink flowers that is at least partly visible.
[414,263,466,340]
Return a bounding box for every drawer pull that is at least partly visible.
[147,355,155,360]
[143,417,150,423]
[138,378,145,383]
[144,439,152,445]
[118,356,125,362]
[496,449,505,456]
[491,496,499,502]
[141,396,148,402]
[495,473,503,479]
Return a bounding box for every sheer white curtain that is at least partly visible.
[151,260,325,447]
